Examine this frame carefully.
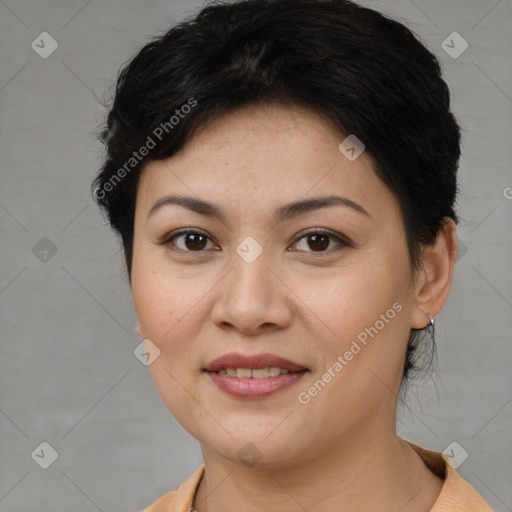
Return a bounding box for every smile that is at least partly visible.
[215,367,295,378]
[204,368,308,399]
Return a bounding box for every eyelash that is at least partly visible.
[160,228,352,255]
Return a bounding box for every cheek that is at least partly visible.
[297,258,401,328]
[131,243,181,339]
[294,254,410,379]
[131,272,171,341]
[131,246,217,359]
[132,260,207,432]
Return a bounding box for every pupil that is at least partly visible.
[186,233,207,250]
[182,233,330,251]
[309,234,329,251]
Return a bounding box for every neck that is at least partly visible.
[193,422,443,512]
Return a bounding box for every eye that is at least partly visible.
[163,229,218,252]
[291,229,350,253]
[161,228,351,254]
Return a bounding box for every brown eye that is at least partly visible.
[293,229,350,253]
[165,230,215,252]
[306,233,330,251]
[162,228,350,255]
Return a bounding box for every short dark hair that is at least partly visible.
[92,0,462,388]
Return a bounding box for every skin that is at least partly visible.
[131,103,458,512]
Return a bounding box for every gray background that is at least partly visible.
[0,0,511,510]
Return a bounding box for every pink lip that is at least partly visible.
[206,371,308,399]
[203,352,308,399]
[203,352,307,373]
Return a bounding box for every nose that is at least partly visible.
[210,246,292,335]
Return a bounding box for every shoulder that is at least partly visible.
[405,440,494,511]
[140,465,205,512]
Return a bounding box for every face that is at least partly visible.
[131,104,421,468]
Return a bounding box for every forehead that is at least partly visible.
[136,104,399,224]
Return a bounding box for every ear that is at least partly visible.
[410,217,459,329]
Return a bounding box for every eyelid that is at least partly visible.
[160,228,218,251]
[160,227,352,253]
[293,227,351,245]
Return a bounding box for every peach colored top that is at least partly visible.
[141,441,493,511]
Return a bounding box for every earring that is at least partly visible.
[425,313,435,337]
[134,324,142,337]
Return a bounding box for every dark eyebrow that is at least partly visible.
[147,194,371,222]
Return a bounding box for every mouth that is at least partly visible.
[203,352,309,399]
[203,352,308,373]
[209,367,305,378]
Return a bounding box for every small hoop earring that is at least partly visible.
[425,313,435,337]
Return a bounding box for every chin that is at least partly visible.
[200,430,308,469]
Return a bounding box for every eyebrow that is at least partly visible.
[148,194,371,223]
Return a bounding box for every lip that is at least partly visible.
[203,352,308,373]
[206,371,308,399]
[203,352,309,399]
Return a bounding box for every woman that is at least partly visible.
[92,0,493,510]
